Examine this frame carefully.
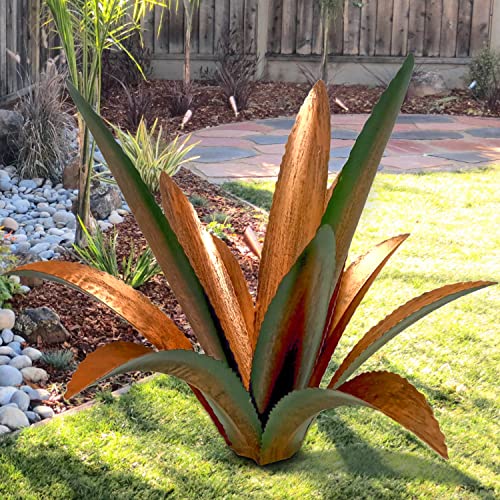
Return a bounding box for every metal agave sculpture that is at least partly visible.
[12,56,494,465]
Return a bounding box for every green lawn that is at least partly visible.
[1,168,498,499]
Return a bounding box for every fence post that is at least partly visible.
[257,0,270,78]
[491,0,500,50]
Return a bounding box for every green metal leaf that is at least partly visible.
[329,281,494,389]
[260,388,366,465]
[322,55,414,287]
[67,82,226,363]
[92,350,263,461]
[251,226,336,416]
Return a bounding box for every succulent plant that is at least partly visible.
[11,55,494,465]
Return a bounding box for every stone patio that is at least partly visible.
[186,114,500,184]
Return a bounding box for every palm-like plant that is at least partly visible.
[12,56,494,465]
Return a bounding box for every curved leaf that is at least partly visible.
[211,234,255,350]
[255,81,331,335]
[243,226,262,259]
[11,262,192,351]
[65,342,154,399]
[329,281,495,389]
[260,388,367,465]
[67,82,227,363]
[322,55,414,289]
[161,174,253,387]
[310,234,409,385]
[99,350,262,461]
[338,371,448,458]
[251,226,336,415]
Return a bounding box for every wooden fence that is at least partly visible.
[1,0,499,101]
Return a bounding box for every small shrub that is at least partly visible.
[14,60,73,181]
[204,214,233,240]
[215,28,258,113]
[0,232,21,306]
[41,349,74,371]
[114,79,152,132]
[469,47,500,111]
[113,118,199,193]
[73,219,161,288]
[167,81,195,117]
[189,195,209,207]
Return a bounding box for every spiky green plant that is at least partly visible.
[112,118,199,193]
[41,349,74,371]
[12,55,495,465]
[73,218,161,288]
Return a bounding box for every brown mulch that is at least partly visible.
[10,169,266,413]
[101,79,498,139]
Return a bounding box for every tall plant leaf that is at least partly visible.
[11,262,191,351]
[83,349,263,461]
[251,226,336,415]
[338,371,448,458]
[67,83,226,362]
[160,174,253,386]
[329,281,494,389]
[322,55,414,288]
[255,81,331,336]
[310,234,409,386]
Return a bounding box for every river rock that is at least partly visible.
[9,355,32,370]
[0,406,30,430]
[10,390,30,412]
[21,367,49,384]
[22,347,43,362]
[1,217,18,232]
[90,182,122,220]
[33,405,54,419]
[0,365,23,386]
[0,310,16,330]
[14,307,70,345]
[0,386,17,405]
[0,109,23,165]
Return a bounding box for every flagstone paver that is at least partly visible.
[186,114,500,184]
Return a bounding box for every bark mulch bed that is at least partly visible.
[101,79,499,139]
[11,169,267,414]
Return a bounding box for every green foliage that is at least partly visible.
[223,181,273,211]
[0,235,21,307]
[204,214,233,241]
[113,119,200,193]
[188,194,209,207]
[41,349,74,371]
[468,47,500,111]
[14,61,72,182]
[73,219,161,289]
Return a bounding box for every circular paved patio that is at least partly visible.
[186,114,500,184]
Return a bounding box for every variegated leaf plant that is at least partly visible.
[11,55,494,465]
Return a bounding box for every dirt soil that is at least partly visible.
[11,169,266,413]
[101,79,498,138]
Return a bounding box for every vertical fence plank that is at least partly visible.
[6,0,18,95]
[440,0,459,57]
[391,0,410,56]
[169,2,185,54]
[456,0,473,56]
[408,2,426,55]
[360,0,377,56]
[311,1,323,55]
[245,0,259,53]
[344,1,361,55]
[267,0,283,54]
[230,0,244,35]
[191,3,200,54]
[296,0,313,55]
[470,0,492,54]
[154,6,169,54]
[329,8,344,55]
[141,4,155,52]
[281,0,297,54]
[214,0,230,51]
[375,0,394,55]
[0,0,7,97]
[424,0,442,56]
[199,0,215,55]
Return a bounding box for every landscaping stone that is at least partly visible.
[0,387,17,405]
[0,406,30,430]
[0,110,23,165]
[21,347,42,362]
[408,71,449,98]
[9,355,32,370]
[1,329,14,344]
[33,405,55,419]
[21,367,49,384]
[189,146,258,163]
[0,356,10,365]
[108,211,124,225]
[90,182,122,220]
[0,310,16,330]
[10,390,30,412]
[0,424,10,434]
[0,366,23,386]
[1,216,18,232]
[14,307,70,345]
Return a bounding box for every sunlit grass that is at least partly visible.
[0,168,498,499]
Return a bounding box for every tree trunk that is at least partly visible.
[183,0,193,86]
[321,9,330,83]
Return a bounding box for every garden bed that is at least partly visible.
[10,169,267,413]
[101,80,499,140]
